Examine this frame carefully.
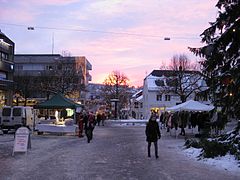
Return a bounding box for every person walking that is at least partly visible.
[85,112,95,143]
[145,114,161,159]
[96,113,102,126]
[76,112,84,138]
[101,113,106,126]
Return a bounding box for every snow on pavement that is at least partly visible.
[0,120,239,179]
[182,147,240,173]
[109,119,240,174]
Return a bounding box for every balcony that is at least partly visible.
[0,79,14,90]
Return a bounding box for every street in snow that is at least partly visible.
[0,121,239,180]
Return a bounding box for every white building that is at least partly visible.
[130,89,143,119]
[142,70,209,119]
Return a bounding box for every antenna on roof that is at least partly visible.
[52,32,54,55]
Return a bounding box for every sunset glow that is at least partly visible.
[0,0,218,87]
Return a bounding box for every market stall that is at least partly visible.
[163,100,215,137]
[165,100,214,112]
[35,124,77,135]
[34,94,83,134]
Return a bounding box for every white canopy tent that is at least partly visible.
[165,100,214,112]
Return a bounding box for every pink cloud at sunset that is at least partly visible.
[0,0,218,87]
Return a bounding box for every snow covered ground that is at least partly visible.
[181,147,240,173]
[0,120,240,180]
[0,118,239,179]
[108,118,240,173]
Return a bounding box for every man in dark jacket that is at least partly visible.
[145,115,161,159]
[85,112,96,143]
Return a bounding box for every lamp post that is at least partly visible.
[111,98,119,119]
[179,65,185,102]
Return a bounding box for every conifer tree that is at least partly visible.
[189,0,240,119]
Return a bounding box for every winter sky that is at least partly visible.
[0,0,218,86]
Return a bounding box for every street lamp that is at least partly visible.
[164,37,171,40]
[27,27,34,30]
[179,65,185,102]
[111,98,119,119]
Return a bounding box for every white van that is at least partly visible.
[0,106,12,133]
[0,106,34,133]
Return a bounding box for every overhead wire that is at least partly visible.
[0,22,200,40]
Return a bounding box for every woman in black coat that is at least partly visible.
[145,115,161,159]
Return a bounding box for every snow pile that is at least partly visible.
[108,119,147,127]
[184,147,202,158]
[182,147,240,173]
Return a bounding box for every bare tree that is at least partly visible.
[101,71,130,118]
[13,75,35,105]
[163,54,205,102]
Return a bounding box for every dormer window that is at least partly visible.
[155,80,164,86]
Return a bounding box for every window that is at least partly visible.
[2,108,11,116]
[134,102,139,108]
[0,52,8,60]
[0,72,6,80]
[57,64,62,70]
[140,103,143,108]
[165,95,171,101]
[46,65,53,71]
[15,65,23,70]
[13,108,22,116]
[155,80,165,86]
[156,95,162,101]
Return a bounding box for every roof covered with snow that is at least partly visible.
[144,70,207,92]
[136,95,143,101]
[132,89,143,98]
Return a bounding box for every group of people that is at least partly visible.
[75,109,224,159]
[76,110,162,158]
[144,110,225,159]
[96,112,106,126]
[159,111,214,136]
[76,111,106,143]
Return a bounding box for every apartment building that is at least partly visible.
[0,31,14,106]
[14,54,92,104]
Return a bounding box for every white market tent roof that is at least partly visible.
[165,100,214,112]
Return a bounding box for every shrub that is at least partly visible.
[200,140,229,158]
[184,138,202,149]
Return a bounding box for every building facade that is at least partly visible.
[14,54,92,104]
[0,31,14,106]
[142,70,210,119]
[130,89,144,119]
